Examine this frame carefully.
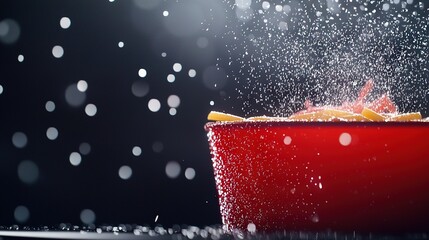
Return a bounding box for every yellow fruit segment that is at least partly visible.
[388,112,422,121]
[207,111,245,121]
[361,107,385,121]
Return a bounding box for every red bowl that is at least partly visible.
[205,121,429,233]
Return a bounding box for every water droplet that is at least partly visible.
[188,69,197,78]
[17,54,24,62]
[118,41,124,48]
[77,80,88,92]
[247,223,256,233]
[173,63,182,72]
[163,11,169,17]
[167,74,175,83]
[138,68,147,78]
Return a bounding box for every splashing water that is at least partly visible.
[218,0,428,117]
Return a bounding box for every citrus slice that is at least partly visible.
[388,112,422,121]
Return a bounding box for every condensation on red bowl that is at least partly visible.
[205,121,429,233]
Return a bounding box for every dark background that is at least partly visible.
[0,0,238,227]
[0,0,428,229]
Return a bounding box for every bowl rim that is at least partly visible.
[204,120,429,131]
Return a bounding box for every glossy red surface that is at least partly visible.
[205,121,429,233]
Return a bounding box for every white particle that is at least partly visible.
[132,146,142,156]
[118,165,132,180]
[173,63,182,72]
[209,101,214,106]
[148,99,161,112]
[163,11,169,17]
[167,95,180,108]
[52,45,64,58]
[339,132,352,146]
[283,136,292,145]
[45,101,55,112]
[77,80,88,92]
[17,54,24,62]
[275,5,283,12]
[161,52,167,57]
[169,108,177,116]
[154,215,159,222]
[184,168,196,180]
[165,161,181,179]
[188,69,196,78]
[60,17,71,29]
[46,127,59,140]
[118,41,124,48]
[69,152,82,166]
[85,103,97,117]
[316,11,322,17]
[167,74,175,83]
[138,68,147,78]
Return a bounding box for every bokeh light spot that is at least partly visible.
[167,74,175,83]
[235,0,251,10]
[0,85,3,95]
[77,80,88,92]
[45,101,55,112]
[138,68,147,78]
[17,160,39,185]
[283,136,292,145]
[14,206,30,223]
[65,83,86,107]
[152,141,163,153]
[46,127,59,140]
[173,63,182,72]
[339,133,352,146]
[12,132,28,148]
[167,95,180,108]
[185,168,196,180]
[69,152,82,166]
[169,108,177,116]
[188,69,196,78]
[0,19,21,44]
[85,104,97,117]
[165,161,181,179]
[79,142,91,155]
[80,209,96,225]
[196,37,209,48]
[131,81,150,97]
[52,45,64,58]
[17,54,24,62]
[118,41,124,48]
[60,17,71,29]
[163,11,169,17]
[118,165,132,180]
[132,146,142,156]
[148,99,161,112]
